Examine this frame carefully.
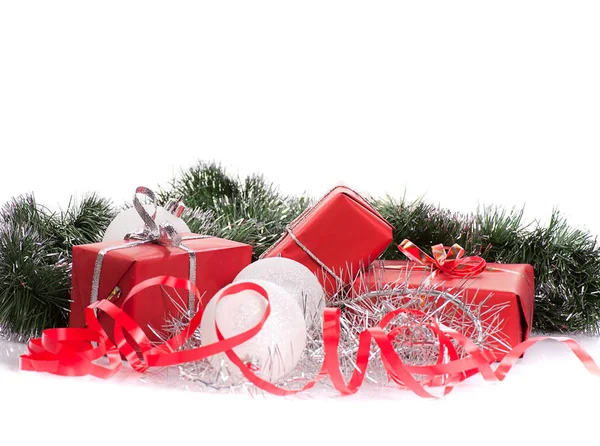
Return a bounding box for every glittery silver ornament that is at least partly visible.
[233,258,325,332]
[199,279,307,383]
[102,205,190,242]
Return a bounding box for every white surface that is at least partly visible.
[1,1,600,444]
[2,335,600,444]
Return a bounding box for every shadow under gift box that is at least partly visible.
[352,260,535,361]
[69,235,253,343]
[261,186,394,297]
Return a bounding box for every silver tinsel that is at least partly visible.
[143,264,507,396]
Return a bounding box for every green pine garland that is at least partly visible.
[1,161,600,340]
[158,162,310,260]
[0,194,115,340]
[374,198,600,333]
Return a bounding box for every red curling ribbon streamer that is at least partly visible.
[398,239,487,277]
[20,275,600,398]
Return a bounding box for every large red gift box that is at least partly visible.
[69,235,252,342]
[352,260,535,360]
[261,186,394,296]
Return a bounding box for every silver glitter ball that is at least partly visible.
[199,279,307,383]
[234,258,326,332]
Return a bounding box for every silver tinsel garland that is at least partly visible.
[144,264,507,396]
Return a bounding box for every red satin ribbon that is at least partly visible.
[398,239,487,277]
[20,275,600,397]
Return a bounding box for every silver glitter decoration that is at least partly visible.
[199,279,307,383]
[233,257,326,335]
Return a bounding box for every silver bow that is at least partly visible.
[124,186,186,247]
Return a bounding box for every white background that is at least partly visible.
[1,2,600,445]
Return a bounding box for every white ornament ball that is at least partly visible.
[102,205,190,242]
[234,258,325,331]
[200,279,307,383]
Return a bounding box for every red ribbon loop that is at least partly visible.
[398,239,487,277]
[19,274,600,398]
[20,276,274,378]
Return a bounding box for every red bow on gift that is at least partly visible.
[398,239,487,277]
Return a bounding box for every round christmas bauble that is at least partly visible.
[102,205,190,242]
[233,257,325,331]
[200,279,307,383]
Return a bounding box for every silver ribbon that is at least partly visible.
[124,186,183,247]
[90,187,208,312]
[285,227,345,289]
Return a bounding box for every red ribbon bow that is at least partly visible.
[398,239,487,277]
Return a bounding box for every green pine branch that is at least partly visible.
[0,193,115,340]
[161,161,310,259]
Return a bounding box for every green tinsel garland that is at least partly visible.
[1,161,599,339]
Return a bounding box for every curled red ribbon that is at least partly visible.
[20,275,600,397]
[398,239,487,277]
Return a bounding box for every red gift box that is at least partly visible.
[261,186,394,296]
[352,260,535,360]
[69,235,252,342]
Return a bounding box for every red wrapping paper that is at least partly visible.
[261,186,393,296]
[352,260,535,360]
[69,235,252,342]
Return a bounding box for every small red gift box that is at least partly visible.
[261,186,394,296]
[69,235,252,342]
[352,259,535,360]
